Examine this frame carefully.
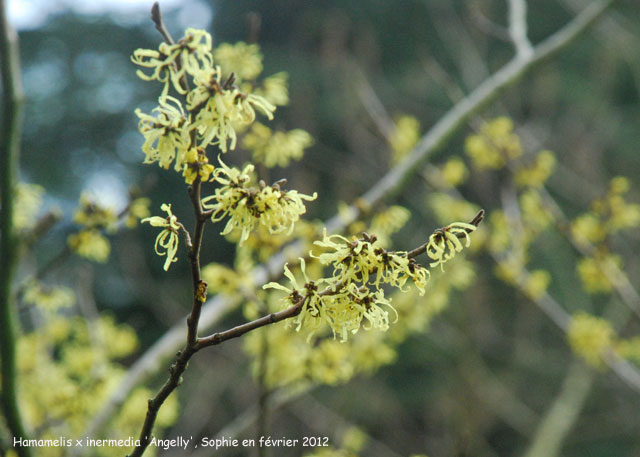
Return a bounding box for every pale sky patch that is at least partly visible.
[9,0,212,30]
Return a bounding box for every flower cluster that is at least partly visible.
[66,194,118,262]
[182,147,215,184]
[134,29,318,272]
[135,95,191,170]
[570,177,640,295]
[465,117,522,169]
[576,248,622,294]
[440,158,469,188]
[213,42,263,81]
[132,27,213,95]
[264,258,398,342]
[265,215,480,342]
[255,72,289,106]
[514,150,556,188]
[201,159,316,244]
[568,312,615,369]
[242,122,314,168]
[23,280,76,311]
[313,231,429,293]
[132,29,277,170]
[187,66,275,152]
[587,176,640,235]
[124,197,151,228]
[72,194,118,230]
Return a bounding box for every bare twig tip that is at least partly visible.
[471,209,485,227]
[151,2,161,24]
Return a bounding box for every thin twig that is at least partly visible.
[351,65,395,142]
[469,3,511,42]
[22,209,63,249]
[128,345,198,457]
[521,361,595,457]
[150,2,190,94]
[128,183,208,456]
[150,2,174,45]
[0,0,32,454]
[186,179,206,346]
[84,0,618,440]
[196,300,305,349]
[253,295,271,457]
[508,0,534,57]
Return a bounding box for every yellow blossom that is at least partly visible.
[256,72,289,106]
[426,222,476,271]
[465,117,522,169]
[68,229,110,262]
[440,158,469,188]
[610,176,630,194]
[519,189,553,232]
[202,159,316,244]
[308,340,354,384]
[201,263,244,295]
[568,312,615,368]
[312,231,429,294]
[182,147,215,184]
[493,254,524,286]
[606,195,640,232]
[142,203,182,271]
[514,150,556,188]
[341,427,368,453]
[135,95,191,170]
[132,27,213,95]
[125,197,151,228]
[570,212,606,245]
[23,281,76,311]
[99,315,139,359]
[576,250,622,294]
[264,259,326,336]
[244,318,313,387]
[243,122,314,168]
[264,259,398,342]
[616,336,640,364]
[587,176,640,235]
[389,115,420,163]
[72,193,118,232]
[213,41,263,81]
[187,66,275,153]
[487,210,511,254]
[523,269,551,300]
